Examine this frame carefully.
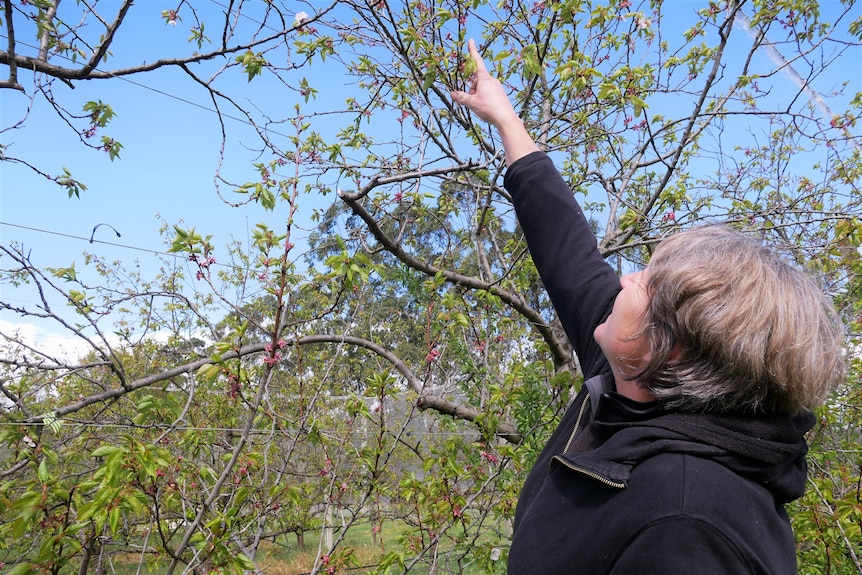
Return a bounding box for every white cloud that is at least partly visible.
[0,319,99,362]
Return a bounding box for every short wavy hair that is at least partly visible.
[634,225,845,414]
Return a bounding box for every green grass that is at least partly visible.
[99,521,503,575]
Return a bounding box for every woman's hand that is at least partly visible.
[450,39,540,165]
[450,39,518,126]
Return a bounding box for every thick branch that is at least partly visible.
[415,394,522,444]
[338,189,573,371]
[79,0,134,76]
[20,334,525,444]
[1,0,23,90]
[0,28,284,82]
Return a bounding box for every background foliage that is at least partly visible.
[1,0,860,573]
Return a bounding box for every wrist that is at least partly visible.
[494,111,524,133]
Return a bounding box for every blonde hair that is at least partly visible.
[636,225,845,414]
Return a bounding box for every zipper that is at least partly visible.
[554,389,627,490]
[562,391,590,452]
[551,455,626,489]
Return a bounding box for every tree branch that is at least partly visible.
[1,0,24,91]
[338,189,574,371]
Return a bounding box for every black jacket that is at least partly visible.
[505,152,813,574]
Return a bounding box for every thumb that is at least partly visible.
[450,90,469,106]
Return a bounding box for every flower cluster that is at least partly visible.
[261,340,287,367]
[321,554,336,574]
[189,253,216,280]
[227,372,242,399]
[480,450,500,465]
[161,9,180,26]
[319,458,333,477]
[265,339,287,353]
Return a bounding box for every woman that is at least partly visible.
[451,40,845,574]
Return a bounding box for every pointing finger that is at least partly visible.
[467,39,488,76]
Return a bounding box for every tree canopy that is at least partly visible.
[1,1,860,573]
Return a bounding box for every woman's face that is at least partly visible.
[593,269,652,378]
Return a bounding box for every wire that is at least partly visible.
[0,220,261,275]
[1,220,167,257]
[0,419,481,437]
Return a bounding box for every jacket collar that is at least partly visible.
[556,387,814,502]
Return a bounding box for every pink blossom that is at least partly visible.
[262,352,283,367]
[481,450,500,464]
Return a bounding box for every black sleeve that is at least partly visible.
[504,152,620,378]
[608,517,754,575]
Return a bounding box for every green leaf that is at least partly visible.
[6,562,37,575]
[236,50,267,81]
[632,97,648,118]
[91,445,123,458]
[100,136,123,161]
[197,363,221,384]
[109,506,121,533]
[58,167,88,198]
[235,553,256,570]
[43,411,62,434]
[83,100,116,127]
[259,188,276,210]
[50,265,77,282]
[422,70,436,91]
[37,458,49,483]
[136,396,155,413]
